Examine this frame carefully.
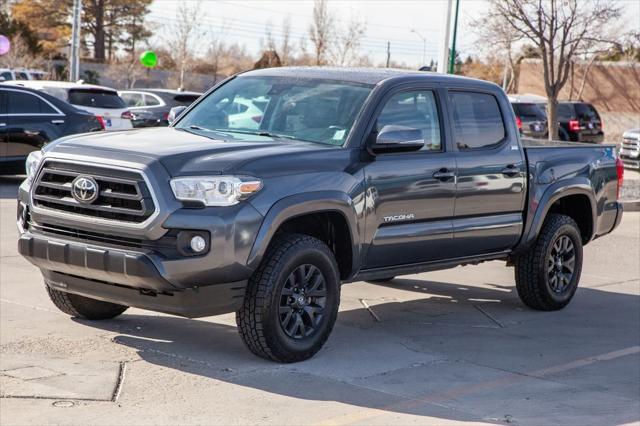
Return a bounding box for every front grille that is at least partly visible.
[622,138,640,151]
[32,160,155,223]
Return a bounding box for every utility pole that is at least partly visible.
[437,0,453,74]
[69,0,82,82]
[447,0,460,74]
[386,42,391,68]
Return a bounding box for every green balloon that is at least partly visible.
[139,50,157,68]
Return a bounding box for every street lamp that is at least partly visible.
[410,29,427,67]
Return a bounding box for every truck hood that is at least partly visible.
[45,127,338,176]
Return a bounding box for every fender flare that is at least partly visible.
[521,177,597,250]
[246,191,361,277]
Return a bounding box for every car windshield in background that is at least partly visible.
[68,89,126,109]
[513,103,546,119]
[176,76,373,146]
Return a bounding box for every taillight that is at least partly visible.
[515,116,522,130]
[616,156,624,200]
[569,120,580,131]
[251,115,263,123]
[162,111,169,121]
[95,115,106,130]
[121,110,134,120]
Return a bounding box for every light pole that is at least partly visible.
[410,29,427,67]
[438,0,453,74]
[69,0,82,82]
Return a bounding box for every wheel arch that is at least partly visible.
[521,179,597,251]
[247,191,360,280]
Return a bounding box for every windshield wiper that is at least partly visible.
[209,128,299,140]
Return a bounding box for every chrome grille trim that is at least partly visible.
[30,158,161,229]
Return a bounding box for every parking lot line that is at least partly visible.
[315,345,640,426]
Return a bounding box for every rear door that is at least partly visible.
[363,87,457,268]
[5,89,64,161]
[0,91,7,160]
[447,89,526,257]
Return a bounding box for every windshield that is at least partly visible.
[176,76,373,146]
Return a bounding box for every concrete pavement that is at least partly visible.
[1,176,638,425]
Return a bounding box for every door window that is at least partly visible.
[6,91,57,114]
[449,91,505,150]
[144,94,161,106]
[121,92,145,107]
[376,90,442,151]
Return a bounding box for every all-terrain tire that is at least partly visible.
[514,214,583,311]
[46,285,128,320]
[236,234,340,363]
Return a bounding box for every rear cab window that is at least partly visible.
[449,91,505,150]
[68,89,126,109]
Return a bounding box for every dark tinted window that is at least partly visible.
[557,103,574,121]
[377,90,441,151]
[0,92,6,114]
[0,71,12,81]
[512,103,546,119]
[574,103,600,121]
[6,91,57,114]
[68,89,126,109]
[16,72,29,80]
[450,91,505,150]
[173,94,199,105]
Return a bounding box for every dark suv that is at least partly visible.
[1,85,103,174]
[119,89,202,127]
[557,101,604,143]
[510,99,547,139]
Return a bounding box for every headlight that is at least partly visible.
[170,176,262,206]
[24,150,43,189]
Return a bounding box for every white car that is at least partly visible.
[0,68,49,81]
[2,80,133,131]
[227,97,267,129]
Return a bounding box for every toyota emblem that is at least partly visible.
[71,176,99,204]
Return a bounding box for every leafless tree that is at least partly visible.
[490,0,621,140]
[105,55,145,88]
[207,20,229,84]
[0,35,42,69]
[332,17,367,66]
[280,16,292,66]
[167,1,205,90]
[308,0,334,65]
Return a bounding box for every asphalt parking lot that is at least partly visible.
[1,175,639,426]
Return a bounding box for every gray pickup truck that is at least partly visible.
[17,68,624,362]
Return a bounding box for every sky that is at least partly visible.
[148,0,640,69]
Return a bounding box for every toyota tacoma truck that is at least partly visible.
[17,68,625,362]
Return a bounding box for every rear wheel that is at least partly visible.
[514,214,583,311]
[46,285,128,320]
[236,234,340,363]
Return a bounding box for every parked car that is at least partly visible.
[17,68,624,362]
[3,80,133,131]
[620,128,640,170]
[118,89,201,127]
[509,95,548,139]
[0,68,49,82]
[557,101,604,143]
[0,85,103,174]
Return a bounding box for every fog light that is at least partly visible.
[190,236,206,253]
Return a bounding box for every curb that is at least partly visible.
[621,200,640,212]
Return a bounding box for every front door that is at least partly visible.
[447,90,526,257]
[363,88,457,269]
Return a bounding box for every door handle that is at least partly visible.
[501,165,520,177]
[51,120,65,124]
[433,168,456,181]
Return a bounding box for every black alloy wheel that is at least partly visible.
[278,264,327,339]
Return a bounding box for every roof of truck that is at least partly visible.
[241,66,500,88]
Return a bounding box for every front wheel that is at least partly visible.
[236,234,340,363]
[514,214,583,311]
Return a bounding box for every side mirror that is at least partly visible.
[369,125,424,154]
[167,106,187,124]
